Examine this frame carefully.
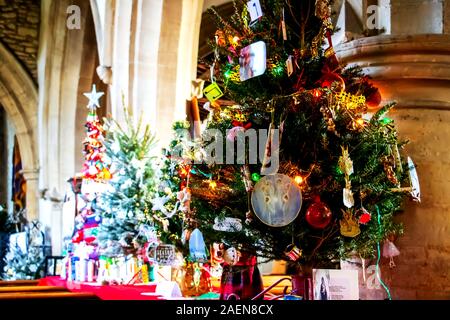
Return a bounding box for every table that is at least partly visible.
[38,277,162,300]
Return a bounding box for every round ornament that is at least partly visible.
[305,196,332,229]
[251,174,302,227]
[223,247,241,266]
[366,89,381,109]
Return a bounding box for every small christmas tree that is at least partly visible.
[70,85,111,275]
[97,107,165,257]
[3,220,46,280]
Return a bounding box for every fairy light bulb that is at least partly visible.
[209,180,217,190]
[356,118,365,126]
[294,175,304,185]
[224,69,232,79]
[312,89,322,98]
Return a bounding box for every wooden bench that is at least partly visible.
[0,291,98,299]
[0,280,40,287]
[0,286,67,293]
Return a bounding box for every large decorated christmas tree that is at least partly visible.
[158,0,419,289]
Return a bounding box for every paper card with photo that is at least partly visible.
[313,269,359,300]
[239,41,267,81]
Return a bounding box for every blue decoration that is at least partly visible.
[189,228,207,261]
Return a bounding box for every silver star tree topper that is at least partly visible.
[83,84,104,110]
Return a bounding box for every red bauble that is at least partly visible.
[366,89,381,109]
[305,197,332,229]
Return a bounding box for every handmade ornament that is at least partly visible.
[285,244,302,261]
[245,210,253,224]
[189,229,207,262]
[382,155,399,186]
[323,29,340,71]
[176,261,211,297]
[155,244,176,266]
[189,96,202,139]
[213,217,243,232]
[281,8,287,40]
[382,240,400,268]
[339,210,361,237]
[177,187,191,213]
[315,0,331,20]
[211,243,225,265]
[203,82,224,102]
[305,196,332,229]
[358,207,372,225]
[150,194,171,216]
[240,165,254,192]
[338,146,353,176]
[407,157,421,202]
[320,105,339,137]
[321,73,344,92]
[191,79,205,99]
[239,41,267,81]
[215,30,226,47]
[339,146,355,208]
[286,55,294,76]
[223,247,241,266]
[260,122,282,175]
[343,188,355,208]
[251,173,302,227]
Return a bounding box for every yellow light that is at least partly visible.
[232,36,240,45]
[209,180,217,189]
[294,176,304,185]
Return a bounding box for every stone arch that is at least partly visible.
[0,41,39,220]
[37,0,104,254]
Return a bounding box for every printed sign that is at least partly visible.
[313,269,359,300]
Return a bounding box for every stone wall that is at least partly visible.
[0,106,7,207]
[383,108,450,299]
[337,34,450,300]
[0,0,40,82]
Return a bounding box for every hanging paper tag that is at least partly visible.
[343,188,354,208]
[286,55,293,77]
[282,8,287,40]
[203,82,224,102]
[247,0,263,22]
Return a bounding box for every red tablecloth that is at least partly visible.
[38,277,161,300]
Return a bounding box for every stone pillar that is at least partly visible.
[39,188,64,255]
[337,34,450,299]
[21,169,40,222]
[391,0,444,34]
